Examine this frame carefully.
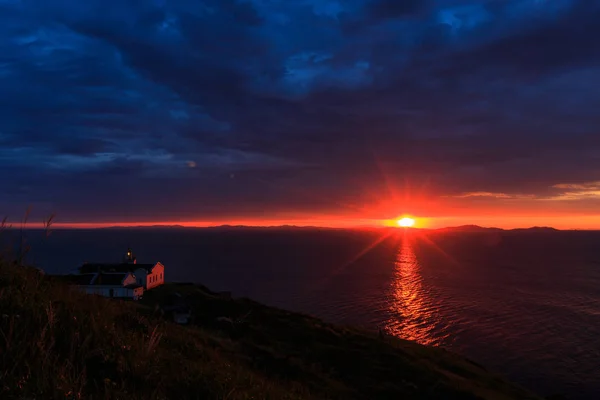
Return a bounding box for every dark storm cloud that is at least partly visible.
[368,0,429,19]
[2,0,600,221]
[434,1,600,78]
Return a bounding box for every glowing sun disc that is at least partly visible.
[397,217,415,227]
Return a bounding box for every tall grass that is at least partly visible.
[0,260,308,399]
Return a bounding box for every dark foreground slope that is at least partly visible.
[0,262,541,400]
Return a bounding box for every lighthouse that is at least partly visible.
[123,247,137,264]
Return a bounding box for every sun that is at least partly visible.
[397,217,415,227]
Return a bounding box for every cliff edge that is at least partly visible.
[0,261,542,399]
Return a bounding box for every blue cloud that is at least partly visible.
[1,0,599,221]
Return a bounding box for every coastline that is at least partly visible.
[0,261,545,399]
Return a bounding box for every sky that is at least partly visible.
[2,0,600,229]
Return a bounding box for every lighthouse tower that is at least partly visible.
[123,247,137,264]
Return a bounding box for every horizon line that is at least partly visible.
[8,223,595,231]
[5,215,600,230]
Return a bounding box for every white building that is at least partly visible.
[54,272,144,300]
[55,248,165,300]
[77,248,165,291]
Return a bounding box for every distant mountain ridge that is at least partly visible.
[434,225,503,232]
[46,224,561,232]
[433,225,559,233]
[509,226,559,232]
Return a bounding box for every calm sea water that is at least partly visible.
[13,227,600,399]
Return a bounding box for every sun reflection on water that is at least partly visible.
[386,235,437,345]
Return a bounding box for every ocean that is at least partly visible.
[10,227,600,399]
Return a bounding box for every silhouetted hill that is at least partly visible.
[510,226,559,232]
[435,225,504,233]
[0,260,542,400]
[433,225,561,233]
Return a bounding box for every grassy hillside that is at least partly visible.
[0,260,542,400]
